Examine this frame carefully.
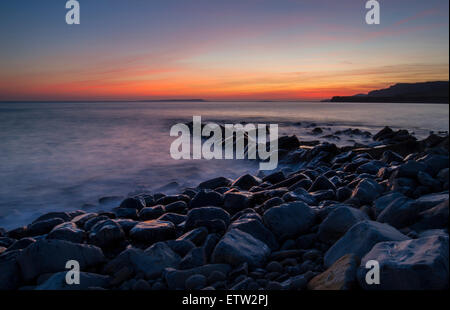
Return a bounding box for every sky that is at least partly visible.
[0,0,448,101]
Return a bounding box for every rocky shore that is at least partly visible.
[0,126,448,290]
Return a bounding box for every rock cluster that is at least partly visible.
[0,127,448,290]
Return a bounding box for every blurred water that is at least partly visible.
[0,101,448,229]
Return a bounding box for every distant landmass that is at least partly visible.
[325,81,449,103]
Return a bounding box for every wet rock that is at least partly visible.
[89,220,125,248]
[158,213,186,225]
[27,218,65,237]
[358,235,449,290]
[409,191,449,212]
[47,222,85,243]
[310,189,336,202]
[71,213,98,228]
[231,174,262,191]
[119,197,146,210]
[190,190,223,208]
[139,206,165,221]
[373,192,409,218]
[395,160,428,179]
[418,154,449,176]
[411,200,449,231]
[381,150,404,164]
[357,161,385,175]
[307,254,358,290]
[114,219,138,234]
[263,171,286,185]
[336,186,352,202]
[223,192,253,215]
[36,272,110,290]
[417,171,441,190]
[7,238,36,251]
[129,220,176,245]
[278,135,300,151]
[114,208,138,220]
[155,194,190,206]
[33,212,71,224]
[180,247,206,269]
[164,201,187,213]
[212,229,270,268]
[263,202,316,240]
[198,177,232,190]
[17,239,105,282]
[185,207,231,231]
[318,206,368,242]
[166,239,196,257]
[0,237,15,248]
[324,221,409,267]
[309,175,336,192]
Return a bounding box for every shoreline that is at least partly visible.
[1,126,449,290]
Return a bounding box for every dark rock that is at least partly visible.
[231,174,262,191]
[266,261,283,273]
[198,177,232,190]
[223,192,252,214]
[373,192,409,218]
[177,227,208,246]
[229,262,249,279]
[165,264,232,289]
[129,220,176,245]
[33,212,71,224]
[104,242,180,279]
[296,233,317,250]
[119,197,146,210]
[0,250,23,290]
[71,213,97,228]
[263,202,316,240]
[114,219,138,234]
[309,175,336,192]
[318,206,368,242]
[132,279,151,290]
[203,233,221,259]
[114,208,138,220]
[358,235,449,290]
[377,198,419,229]
[190,190,223,208]
[229,217,278,250]
[180,247,207,269]
[412,200,449,231]
[284,187,316,205]
[166,239,196,257]
[185,274,207,290]
[36,272,110,290]
[185,207,230,231]
[396,160,428,179]
[381,150,404,164]
[324,221,409,267]
[47,222,84,243]
[164,201,187,213]
[418,154,449,176]
[278,135,300,151]
[89,220,125,248]
[207,271,226,284]
[139,206,165,221]
[158,213,186,225]
[211,229,270,268]
[336,186,352,202]
[0,237,15,248]
[17,239,105,282]
[84,215,110,231]
[349,178,384,205]
[155,194,190,206]
[310,189,336,202]
[357,160,385,175]
[7,238,36,251]
[27,218,65,237]
[409,191,449,212]
[263,171,286,185]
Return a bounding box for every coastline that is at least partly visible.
[0,126,449,290]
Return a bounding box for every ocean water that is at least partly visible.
[0,101,448,229]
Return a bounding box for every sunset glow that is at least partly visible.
[0,0,448,101]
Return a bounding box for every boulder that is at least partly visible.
[7,238,36,251]
[119,197,146,210]
[307,254,358,290]
[104,242,180,279]
[185,207,230,231]
[129,220,176,245]
[33,212,71,224]
[308,176,336,192]
[198,177,232,190]
[318,206,369,242]
[373,192,408,217]
[158,213,186,225]
[212,229,270,268]
[47,222,84,243]
[350,178,384,205]
[411,200,449,231]
[164,201,187,213]
[231,174,262,191]
[89,220,125,248]
[138,206,165,221]
[26,218,65,237]
[177,227,208,246]
[0,250,22,290]
[263,202,316,240]
[17,239,105,282]
[36,272,110,290]
[189,190,223,208]
[324,221,409,267]
[229,217,279,250]
[223,192,252,215]
[358,235,449,290]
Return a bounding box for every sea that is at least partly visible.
[0,101,448,229]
